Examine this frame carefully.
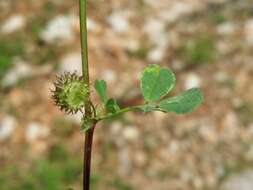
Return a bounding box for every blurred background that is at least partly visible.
[0,0,253,190]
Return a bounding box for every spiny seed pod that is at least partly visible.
[51,72,89,114]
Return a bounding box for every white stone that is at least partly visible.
[244,19,253,45]
[123,39,140,51]
[122,126,139,141]
[184,73,202,89]
[246,145,253,160]
[0,116,16,140]
[107,11,130,33]
[143,18,169,63]
[143,18,165,37]
[143,18,167,46]
[118,148,131,175]
[154,111,167,121]
[160,2,193,23]
[102,69,117,83]
[222,112,239,140]
[147,47,165,62]
[110,121,123,135]
[25,122,49,143]
[180,169,192,182]
[222,170,253,190]
[193,176,204,189]
[66,112,83,124]
[217,22,236,35]
[134,151,147,166]
[248,123,253,135]
[214,71,230,82]
[208,0,228,4]
[216,40,231,54]
[41,15,77,43]
[168,140,180,153]
[199,124,217,142]
[1,14,26,34]
[172,59,184,70]
[2,60,32,87]
[87,18,101,32]
[232,97,244,108]
[59,52,82,75]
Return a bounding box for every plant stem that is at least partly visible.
[79,0,89,83]
[79,0,94,190]
[96,106,140,121]
[83,123,96,190]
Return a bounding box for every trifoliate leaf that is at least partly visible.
[94,79,108,104]
[105,98,120,114]
[159,88,203,114]
[140,64,175,101]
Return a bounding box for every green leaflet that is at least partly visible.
[105,98,120,114]
[140,64,175,101]
[94,79,107,104]
[159,88,203,114]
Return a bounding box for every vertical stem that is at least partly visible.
[83,124,96,190]
[79,0,89,83]
[79,0,94,190]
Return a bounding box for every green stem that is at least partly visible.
[79,1,93,190]
[96,106,139,121]
[79,0,89,83]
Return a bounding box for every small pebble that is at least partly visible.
[1,14,26,34]
[41,15,77,43]
[107,11,130,33]
[122,126,139,141]
[59,52,82,75]
[0,116,16,140]
[25,122,49,143]
[184,73,202,89]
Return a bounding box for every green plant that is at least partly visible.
[0,152,83,190]
[181,35,216,65]
[51,0,204,189]
[0,36,24,78]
